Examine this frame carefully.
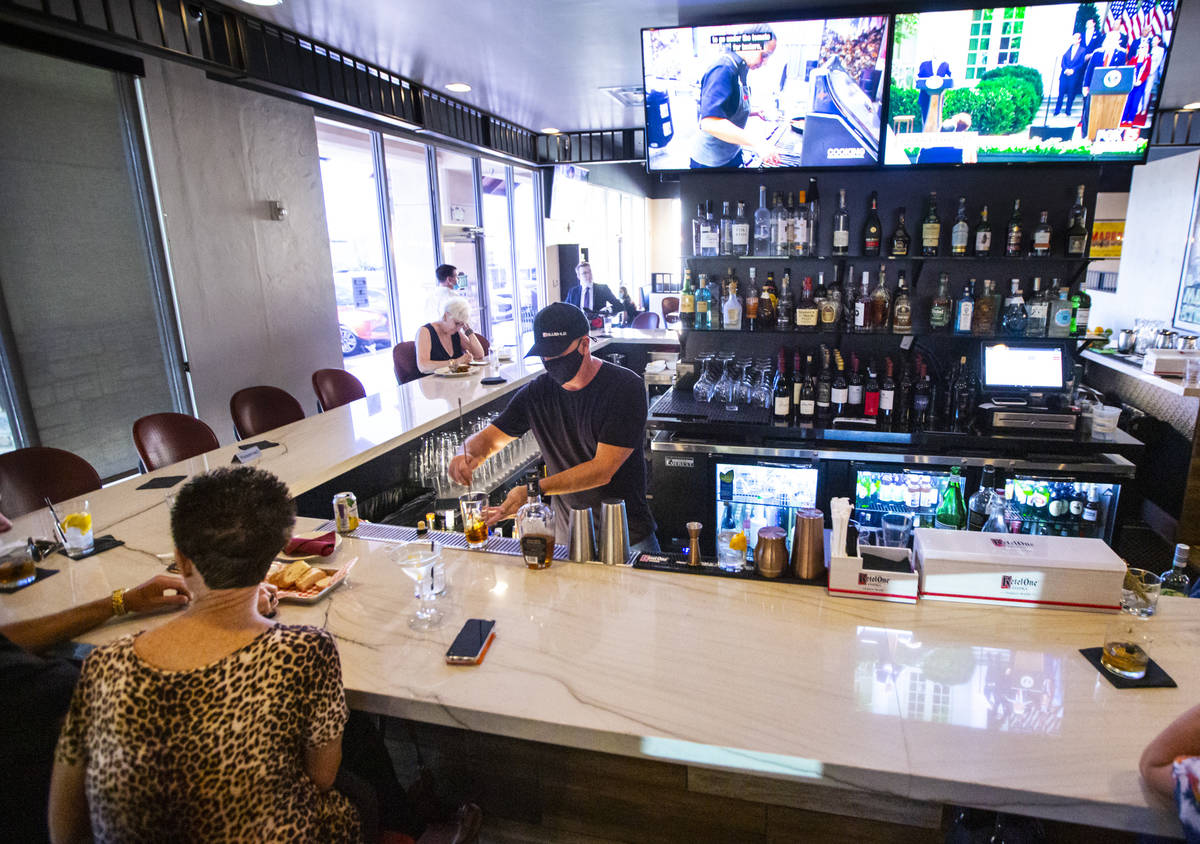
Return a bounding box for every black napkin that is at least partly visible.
[58,535,124,561]
[137,475,186,490]
[237,440,280,450]
[1079,647,1177,689]
[481,377,507,385]
[0,566,59,593]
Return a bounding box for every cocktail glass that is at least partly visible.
[391,541,444,630]
[1121,568,1161,617]
[60,499,94,555]
[1101,615,1152,679]
[459,492,489,549]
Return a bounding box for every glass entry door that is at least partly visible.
[434,149,484,333]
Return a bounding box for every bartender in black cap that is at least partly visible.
[448,302,658,551]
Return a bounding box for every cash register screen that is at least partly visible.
[981,344,1065,392]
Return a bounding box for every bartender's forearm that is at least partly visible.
[2,597,114,654]
[699,117,759,149]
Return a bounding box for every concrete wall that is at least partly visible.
[1088,149,1200,332]
[139,59,342,442]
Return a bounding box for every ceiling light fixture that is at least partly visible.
[445,82,472,93]
[1182,102,1200,111]
[541,127,561,134]
[240,0,283,6]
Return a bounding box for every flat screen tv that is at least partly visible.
[641,16,891,171]
[885,1,1181,166]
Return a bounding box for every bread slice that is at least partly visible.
[314,575,334,591]
[279,561,310,588]
[296,566,325,591]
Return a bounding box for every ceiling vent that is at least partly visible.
[601,85,645,107]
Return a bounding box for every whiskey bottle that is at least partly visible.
[1025,277,1049,337]
[757,271,777,330]
[869,265,891,332]
[699,200,719,257]
[892,270,913,334]
[951,196,970,256]
[1066,184,1089,258]
[1032,210,1052,256]
[1000,279,1028,336]
[817,272,839,329]
[954,281,975,335]
[921,192,941,257]
[929,272,953,332]
[973,204,992,256]
[795,275,819,332]
[1005,198,1023,257]
[515,473,555,569]
[863,191,882,256]
[972,278,1000,335]
[891,206,911,256]
[832,188,851,256]
[733,200,751,256]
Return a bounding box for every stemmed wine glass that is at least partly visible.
[391,541,444,630]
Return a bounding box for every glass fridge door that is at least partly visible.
[1004,477,1120,542]
[715,461,819,562]
[854,468,956,529]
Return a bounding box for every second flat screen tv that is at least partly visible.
[642,17,891,171]
[886,1,1181,166]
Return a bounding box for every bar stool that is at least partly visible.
[662,296,680,328]
[133,412,220,471]
[475,334,491,356]
[311,369,366,411]
[0,446,101,517]
[393,341,421,385]
[631,312,660,329]
[229,386,305,440]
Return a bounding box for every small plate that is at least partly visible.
[267,558,357,604]
[277,530,343,562]
[434,366,475,377]
[468,360,489,367]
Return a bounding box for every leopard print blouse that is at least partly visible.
[55,624,361,843]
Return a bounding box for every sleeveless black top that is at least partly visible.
[422,324,463,361]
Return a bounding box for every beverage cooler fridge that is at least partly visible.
[715,461,820,561]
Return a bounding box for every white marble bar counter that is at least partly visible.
[2,502,1196,838]
[591,327,681,346]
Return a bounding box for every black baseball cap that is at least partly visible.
[525,302,589,358]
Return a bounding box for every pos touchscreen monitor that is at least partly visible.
[981,343,1068,393]
[885,0,1181,166]
[642,16,890,171]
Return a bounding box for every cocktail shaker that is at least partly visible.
[791,508,826,580]
[755,527,788,578]
[568,506,597,563]
[599,499,630,565]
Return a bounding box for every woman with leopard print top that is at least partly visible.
[49,467,361,843]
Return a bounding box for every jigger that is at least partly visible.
[599,499,630,566]
[568,506,597,563]
[686,522,703,566]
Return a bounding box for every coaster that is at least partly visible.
[1079,647,1177,689]
[0,566,59,593]
[136,475,186,490]
[58,535,125,561]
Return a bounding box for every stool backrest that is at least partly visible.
[630,311,660,329]
[393,341,421,384]
[229,386,305,440]
[0,446,101,517]
[133,412,219,471]
[311,369,366,411]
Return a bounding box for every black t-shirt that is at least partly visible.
[495,362,656,544]
[697,53,748,123]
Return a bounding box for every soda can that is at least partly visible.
[333,492,359,533]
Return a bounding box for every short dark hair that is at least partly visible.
[170,467,295,589]
[436,264,457,283]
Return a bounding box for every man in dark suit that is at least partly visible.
[1056,32,1088,115]
[564,262,622,314]
[1080,30,1127,135]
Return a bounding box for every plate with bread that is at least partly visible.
[266,557,356,603]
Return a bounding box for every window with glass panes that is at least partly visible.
[998,7,1024,66]
[966,9,995,80]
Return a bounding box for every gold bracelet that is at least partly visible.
[111,589,127,617]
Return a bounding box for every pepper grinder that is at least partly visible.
[686,522,702,566]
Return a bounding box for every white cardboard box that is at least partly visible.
[913,528,1124,613]
[828,546,920,604]
[1142,348,1200,377]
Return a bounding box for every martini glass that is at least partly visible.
[391,541,444,630]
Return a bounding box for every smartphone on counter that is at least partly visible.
[445,618,496,665]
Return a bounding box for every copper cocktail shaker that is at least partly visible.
[755,526,788,578]
[791,508,826,580]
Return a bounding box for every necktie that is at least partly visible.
[583,286,591,310]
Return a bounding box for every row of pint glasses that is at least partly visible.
[412,412,539,498]
[693,354,777,408]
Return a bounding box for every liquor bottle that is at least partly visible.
[853,270,870,333]
[951,196,970,256]
[773,349,792,422]
[679,270,696,331]
[841,266,857,332]
[1047,281,1073,337]
[935,467,967,529]
[719,201,734,256]
[972,278,999,336]
[1047,482,1067,520]
[1066,184,1089,258]
[929,273,953,332]
[892,270,913,334]
[895,362,914,432]
[816,346,833,418]
[777,271,795,330]
[863,191,882,256]
[968,465,997,531]
[981,491,1009,533]
[879,358,896,429]
[817,272,839,329]
[793,189,809,257]
[912,363,932,429]
[750,186,769,256]
[951,355,974,432]
[832,188,850,256]
[1005,198,1023,257]
[744,268,759,331]
[1161,544,1192,596]
[700,200,719,257]
[795,275,819,332]
[934,360,955,431]
[1032,210,1052,257]
[1069,483,1086,519]
[973,204,992,256]
[733,200,751,256]
[870,265,891,332]
[1070,282,1092,337]
[864,363,881,418]
[770,191,788,256]
[1080,484,1100,537]
[516,472,555,568]
[891,206,911,256]
[691,203,705,256]
[954,281,975,335]
[798,355,817,424]
[1000,279,1028,336]
[805,178,820,256]
[784,192,797,256]
[1025,277,1048,337]
[848,354,864,417]
[722,280,742,331]
[921,192,941,257]
[832,353,849,416]
[758,272,777,331]
[695,273,711,330]
[707,273,724,329]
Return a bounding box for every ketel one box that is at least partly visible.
[913,528,1124,613]
[828,546,920,604]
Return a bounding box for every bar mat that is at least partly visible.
[633,551,827,586]
[1079,647,1177,689]
[649,391,770,425]
[137,475,186,490]
[58,535,124,561]
[313,521,571,561]
[0,566,59,593]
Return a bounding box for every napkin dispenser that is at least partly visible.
[828,545,919,604]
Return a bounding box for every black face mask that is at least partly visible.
[543,350,583,385]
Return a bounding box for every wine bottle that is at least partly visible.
[773,349,792,422]
[879,358,896,429]
[832,188,850,256]
[798,354,816,423]
[863,191,882,256]
[816,346,833,418]
[864,363,881,418]
[832,353,849,417]
[951,196,969,256]
[973,204,992,256]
